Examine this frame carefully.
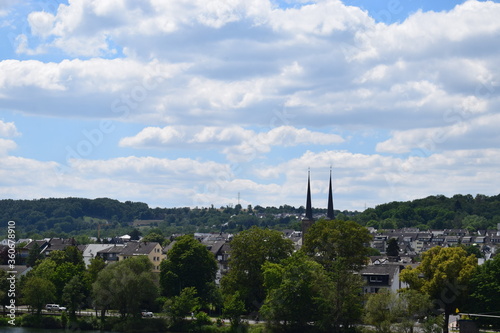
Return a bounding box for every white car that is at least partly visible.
[141,310,154,318]
[45,304,59,311]
[46,304,66,311]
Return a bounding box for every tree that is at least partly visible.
[221,226,294,312]
[129,228,141,241]
[142,232,167,246]
[0,269,10,312]
[62,275,86,320]
[260,251,332,331]
[400,246,477,333]
[164,287,200,326]
[397,289,433,333]
[92,256,158,319]
[364,289,432,333]
[302,219,372,331]
[160,235,217,304]
[302,219,372,272]
[28,249,87,304]
[222,291,246,327]
[386,238,400,257]
[317,263,365,332]
[26,243,43,267]
[364,290,399,333]
[22,276,56,316]
[465,254,500,328]
[84,256,106,286]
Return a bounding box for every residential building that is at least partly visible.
[117,241,165,272]
[360,264,403,294]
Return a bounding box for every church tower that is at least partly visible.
[327,167,335,220]
[301,170,315,241]
[302,168,335,243]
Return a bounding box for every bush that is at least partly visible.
[0,317,11,326]
[19,313,63,329]
[111,317,169,333]
[196,311,213,326]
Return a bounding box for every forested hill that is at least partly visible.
[1,194,500,239]
[357,194,500,231]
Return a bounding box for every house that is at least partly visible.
[0,265,32,278]
[96,244,125,263]
[42,238,78,256]
[81,244,117,267]
[360,264,403,294]
[117,242,165,272]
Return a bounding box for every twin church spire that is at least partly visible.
[302,168,335,239]
[305,168,335,220]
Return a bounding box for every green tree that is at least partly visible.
[364,289,432,333]
[397,289,433,333]
[164,286,200,326]
[0,269,10,312]
[22,276,56,316]
[461,215,489,232]
[62,275,86,320]
[84,256,106,287]
[400,246,477,333]
[302,219,371,331]
[222,291,246,327]
[260,251,332,331]
[26,243,43,267]
[465,254,500,328]
[92,256,158,319]
[142,232,167,245]
[317,264,365,332]
[30,248,86,302]
[129,228,142,241]
[221,226,294,311]
[302,219,372,272]
[160,235,217,304]
[364,290,399,333]
[386,238,400,257]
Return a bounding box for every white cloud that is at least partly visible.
[120,125,344,161]
[3,0,499,132]
[0,138,16,155]
[0,0,18,17]
[0,120,20,137]
[28,11,55,37]
[377,112,500,154]
[255,148,500,210]
[2,0,500,209]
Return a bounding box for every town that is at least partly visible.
[1,189,500,333]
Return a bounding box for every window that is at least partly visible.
[369,276,383,283]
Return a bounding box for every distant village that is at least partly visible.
[2,222,499,298]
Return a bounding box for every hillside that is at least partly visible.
[1,193,500,239]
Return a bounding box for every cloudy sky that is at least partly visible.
[1,0,499,211]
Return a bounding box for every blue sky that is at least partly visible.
[1,0,500,211]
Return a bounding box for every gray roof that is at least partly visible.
[360,264,400,284]
[97,244,125,254]
[119,242,160,256]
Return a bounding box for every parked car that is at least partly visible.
[45,304,66,311]
[45,304,59,311]
[141,310,153,318]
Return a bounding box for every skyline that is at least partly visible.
[1,0,500,211]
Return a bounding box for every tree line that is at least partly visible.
[2,220,498,332]
[2,193,500,241]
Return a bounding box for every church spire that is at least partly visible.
[327,166,335,220]
[305,169,313,220]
